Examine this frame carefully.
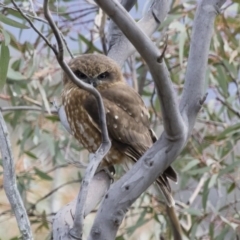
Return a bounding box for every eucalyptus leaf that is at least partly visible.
[0,42,10,90]
[0,13,29,29]
[34,167,53,181]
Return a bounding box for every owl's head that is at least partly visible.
[63,54,124,89]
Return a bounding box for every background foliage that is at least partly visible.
[0,0,240,239]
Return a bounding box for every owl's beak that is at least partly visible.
[88,78,98,88]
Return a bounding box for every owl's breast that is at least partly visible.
[62,88,102,152]
[62,87,130,166]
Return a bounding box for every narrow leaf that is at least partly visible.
[182,159,199,172]
[0,13,29,29]
[0,42,10,90]
[34,167,53,181]
[1,29,11,45]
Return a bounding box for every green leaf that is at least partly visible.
[188,166,210,176]
[159,14,182,30]
[7,67,26,80]
[216,65,228,96]
[24,151,38,159]
[116,236,125,240]
[219,160,240,176]
[181,159,199,172]
[227,182,235,193]
[0,13,29,29]
[179,30,186,66]
[0,42,10,90]
[202,178,210,210]
[209,222,215,239]
[208,174,218,188]
[185,208,202,216]
[34,167,53,181]
[1,29,11,45]
[45,115,59,122]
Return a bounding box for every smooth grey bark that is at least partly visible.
[88,0,226,239]
[108,0,169,67]
[0,112,33,240]
[52,170,111,240]
[52,1,171,239]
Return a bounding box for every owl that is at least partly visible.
[61,54,177,206]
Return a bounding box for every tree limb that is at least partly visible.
[0,111,33,240]
[52,170,112,240]
[88,0,226,239]
[180,0,227,132]
[108,0,169,67]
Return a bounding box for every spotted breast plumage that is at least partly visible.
[62,54,177,206]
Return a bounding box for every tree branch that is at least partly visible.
[108,0,169,67]
[52,170,112,240]
[0,106,57,114]
[11,0,112,238]
[88,0,226,239]
[180,0,226,133]
[0,111,33,240]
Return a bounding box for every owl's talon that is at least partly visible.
[103,166,115,183]
[98,166,115,183]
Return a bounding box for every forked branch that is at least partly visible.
[88,0,226,239]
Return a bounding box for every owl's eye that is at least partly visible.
[74,70,87,80]
[98,72,109,80]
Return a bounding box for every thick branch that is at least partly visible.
[0,112,33,240]
[180,0,226,133]
[108,0,169,67]
[107,0,136,65]
[89,0,226,239]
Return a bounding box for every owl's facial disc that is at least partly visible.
[73,69,110,88]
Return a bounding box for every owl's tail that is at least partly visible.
[156,166,177,207]
[156,176,175,207]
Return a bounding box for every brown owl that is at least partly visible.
[61,54,177,206]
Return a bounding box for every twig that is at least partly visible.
[0,94,11,100]
[187,173,208,206]
[0,2,49,24]
[197,118,226,127]
[0,106,57,114]
[21,95,42,106]
[216,97,240,118]
[60,32,74,59]
[0,111,33,239]
[32,180,80,207]
[11,1,57,54]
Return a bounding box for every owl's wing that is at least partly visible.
[83,83,153,158]
[83,83,177,183]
